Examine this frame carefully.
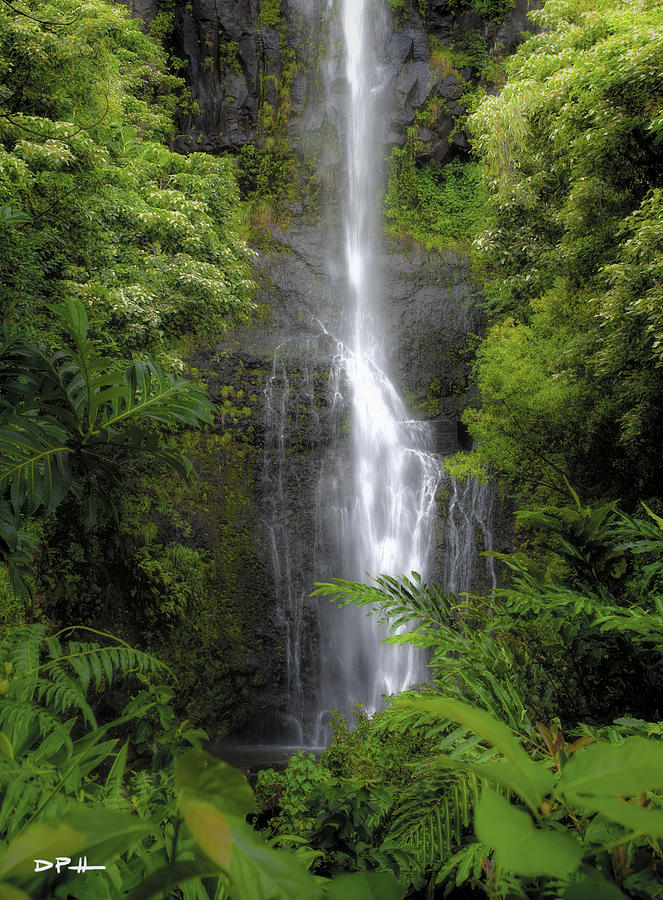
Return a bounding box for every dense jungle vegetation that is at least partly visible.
[1,0,663,898]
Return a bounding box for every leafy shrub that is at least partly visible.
[465,0,663,503]
[0,300,213,596]
[385,155,488,252]
[306,496,663,896]
[0,624,406,900]
[0,0,255,358]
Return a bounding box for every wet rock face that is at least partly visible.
[122,0,158,24]
[123,0,538,163]
[171,0,262,153]
[228,218,483,456]
[115,0,522,739]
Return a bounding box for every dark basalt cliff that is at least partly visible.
[125,0,537,162]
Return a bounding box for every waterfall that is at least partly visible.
[260,0,497,744]
[263,350,325,743]
[311,0,441,731]
[441,473,497,596]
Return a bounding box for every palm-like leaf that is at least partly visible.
[0,300,213,592]
[0,413,71,515]
[313,574,535,736]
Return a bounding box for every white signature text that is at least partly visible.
[34,857,107,874]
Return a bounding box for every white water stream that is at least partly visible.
[262,0,496,743]
[311,0,441,732]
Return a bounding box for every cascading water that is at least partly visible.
[263,349,325,743]
[261,0,497,744]
[312,0,441,730]
[441,474,497,596]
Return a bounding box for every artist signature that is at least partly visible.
[34,857,106,874]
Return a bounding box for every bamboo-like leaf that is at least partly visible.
[104,741,129,802]
[399,696,545,810]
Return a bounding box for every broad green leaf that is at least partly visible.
[179,793,231,871]
[125,859,223,900]
[55,808,153,870]
[559,737,663,799]
[175,751,255,818]
[0,823,84,880]
[403,697,546,809]
[323,872,406,899]
[226,816,322,900]
[577,797,663,840]
[52,299,89,341]
[0,810,151,881]
[471,759,554,812]
[475,789,583,877]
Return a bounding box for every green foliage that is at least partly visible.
[0,0,255,359]
[388,0,408,25]
[255,703,481,892]
[219,40,242,74]
[391,0,511,24]
[448,0,515,22]
[467,0,515,21]
[0,623,203,899]
[410,696,663,896]
[238,141,300,208]
[259,0,283,29]
[0,623,405,900]
[256,751,329,836]
[466,0,663,502]
[308,498,663,896]
[385,154,488,252]
[0,300,212,595]
[239,0,322,222]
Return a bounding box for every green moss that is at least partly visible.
[259,0,282,29]
[219,40,241,74]
[384,152,488,253]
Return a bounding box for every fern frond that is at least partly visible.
[0,698,75,757]
[385,770,479,868]
[34,634,170,689]
[435,841,490,890]
[35,669,96,728]
[5,623,46,677]
[312,573,458,635]
[0,760,60,834]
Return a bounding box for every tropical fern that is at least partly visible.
[384,768,479,865]
[0,624,171,838]
[0,299,213,593]
[313,574,537,737]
